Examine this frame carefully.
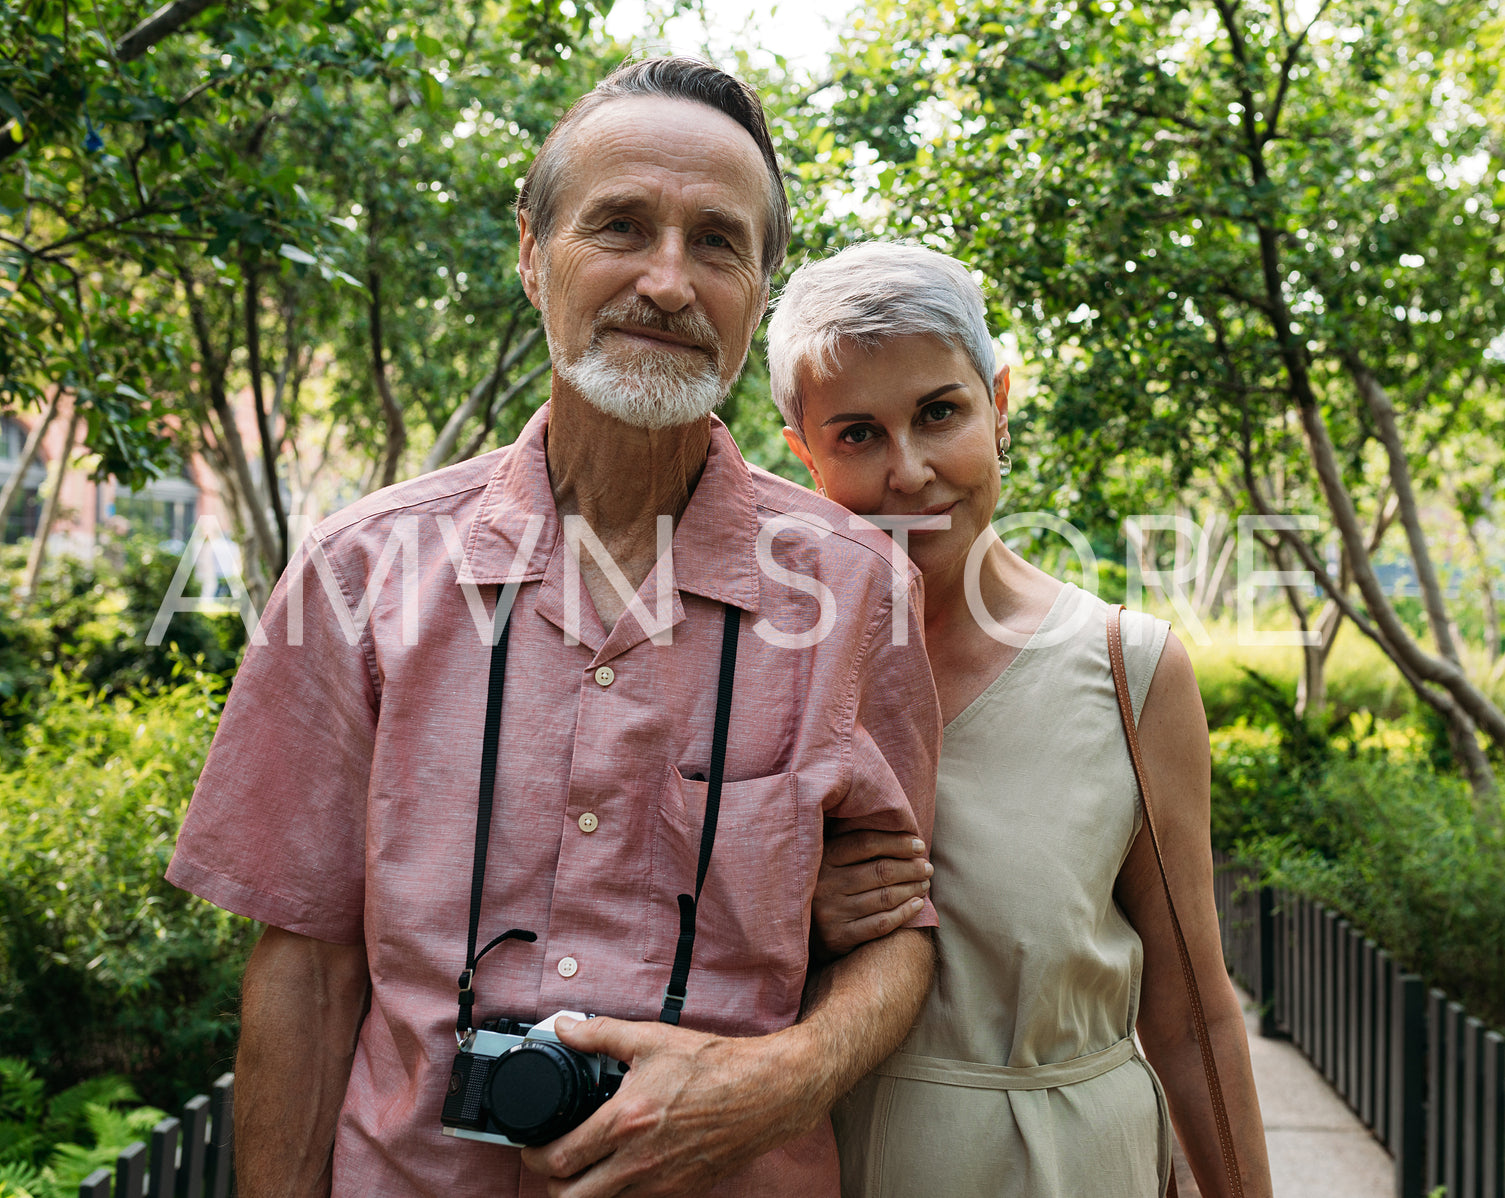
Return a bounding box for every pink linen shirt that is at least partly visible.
[167,404,940,1197]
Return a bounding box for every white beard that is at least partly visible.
[552,339,728,431]
[537,263,742,430]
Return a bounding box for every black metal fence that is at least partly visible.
[1214,855,1505,1198]
[76,1073,233,1198]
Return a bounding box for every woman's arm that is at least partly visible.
[1115,632,1273,1198]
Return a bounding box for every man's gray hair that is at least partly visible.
[517,56,792,283]
[767,242,998,439]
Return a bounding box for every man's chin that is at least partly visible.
[583,391,726,431]
[561,357,729,430]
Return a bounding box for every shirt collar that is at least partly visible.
[460,402,761,613]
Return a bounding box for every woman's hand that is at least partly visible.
[813,830,933,957]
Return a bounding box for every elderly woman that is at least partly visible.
[766,243,1273,1198]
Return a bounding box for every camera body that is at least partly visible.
[440,1010,628,1148]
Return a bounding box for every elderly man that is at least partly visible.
[167,57,939,1197]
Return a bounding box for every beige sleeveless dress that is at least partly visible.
[834,586,1174,1197]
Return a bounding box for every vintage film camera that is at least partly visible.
[440,1010,629,1147]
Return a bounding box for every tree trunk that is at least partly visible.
[1463,515,1500,668]
[244,256,289,572]
[21,403,82,597]
[0,388,62,534]
[1216,0,1501,794]
[365,203,406,491]
[180,267,281,593]
[1348,359,1467,669]
[1293,386,1496,793]
[453,360,552,464]
[422,323,542,474]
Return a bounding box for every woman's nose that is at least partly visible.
[887,443,934,494]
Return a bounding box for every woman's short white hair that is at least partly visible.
[766,242,997,440]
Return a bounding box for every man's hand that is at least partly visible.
[518,1015,818,1198]
[813,830,932,956]
[521,928,933,1198]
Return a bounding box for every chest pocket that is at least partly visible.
[643,765,814,979]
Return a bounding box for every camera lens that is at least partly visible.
[485,1041,596,1145]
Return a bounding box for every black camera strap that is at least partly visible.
[458,594,536,1037]
[660,601,741,1026]
[456,592,743,1036]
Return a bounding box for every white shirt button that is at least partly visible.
[578,812,599,834]
[594,666,615,687]
[558,956,579,978]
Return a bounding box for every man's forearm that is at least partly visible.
[235,926,370,1198]
[789,926,935,1113]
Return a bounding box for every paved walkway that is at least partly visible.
[1169,986,1393,1197]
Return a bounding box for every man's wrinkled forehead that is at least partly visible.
[549,95,774,228]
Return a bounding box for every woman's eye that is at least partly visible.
[921,401,957,423]
[838,425,876,446]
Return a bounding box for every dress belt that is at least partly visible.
[872,1036,1137,1092]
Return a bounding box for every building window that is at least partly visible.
[110,472,200,545]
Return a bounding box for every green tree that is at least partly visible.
[806,0,1505,793]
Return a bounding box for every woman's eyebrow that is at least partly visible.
[821,383,968,428]
[914,382,966,407]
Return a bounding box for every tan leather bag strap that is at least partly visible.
[1108,606,1244,1198]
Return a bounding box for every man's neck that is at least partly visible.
[545,386,712,629]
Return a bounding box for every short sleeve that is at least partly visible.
[165,535,378,943]
[825,575,941,929]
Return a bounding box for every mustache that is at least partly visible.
[591,299,720,354]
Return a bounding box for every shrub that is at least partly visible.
[0,537,244,752]
[0,1058,164,1198]
[1213,712,1505,1029]
[0,667,254,1109]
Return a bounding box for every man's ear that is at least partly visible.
[782,427,823,493]
[517,211,543,311]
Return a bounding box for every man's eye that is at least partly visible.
[703,232,730,248]
[607,219,634,234]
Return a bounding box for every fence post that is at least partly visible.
[1334,918,1351,1097]
[206,1073,234,1198]
[1444,1001,1468,1197]
[148,1117,180,1198]
[1428,989,1449,1194]
[115,1141,147,1198]
[1258,885,1279,1038]
[1484,1029,1503,1198]
[1377,952,1394,1147]
[79,1169,113,1198]
[1347,929,1362,1111]
[1465,1017,1485,1198]
[1322,909,1338,1084]
[1360,939,1376,1129]
[178,1093,209,1198]
[1393,974,1426,1198]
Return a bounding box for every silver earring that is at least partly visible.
[998,445,1012,478]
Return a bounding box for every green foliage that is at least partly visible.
[0,666,253,1108]
[1209,661,1505,1027]
[0,537,244,747]
[0,1059,166,1198]
[1230,747,1505,1029]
